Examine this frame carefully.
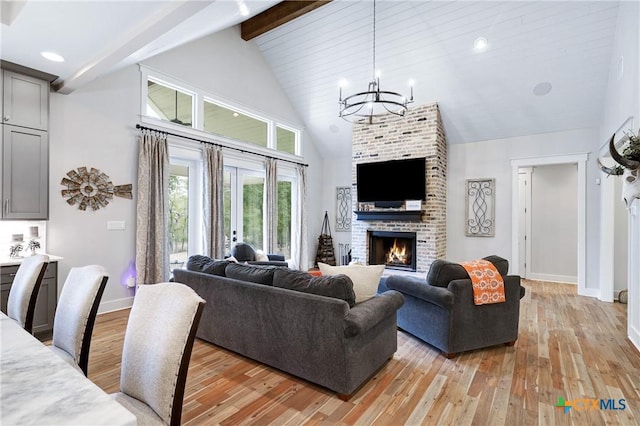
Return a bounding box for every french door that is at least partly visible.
[223,165,265,254]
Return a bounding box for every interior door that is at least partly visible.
[224,166,265,254]
[518,168,532,278]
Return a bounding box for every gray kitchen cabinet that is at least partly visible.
[2,70,48,131]
[1,261,58,339]
[1,124,49,219]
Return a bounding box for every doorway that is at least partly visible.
[511,153,588,296]
[517,164,578,283]
[223,166,265,254]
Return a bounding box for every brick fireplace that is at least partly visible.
[351,103,447,274]
[369,231,417,271]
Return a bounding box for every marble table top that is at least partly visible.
[0,313,137,425]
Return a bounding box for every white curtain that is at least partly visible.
[265,158,278,253]
[135,131,169,284]
[293,164,308,270]
[203,144,225,259]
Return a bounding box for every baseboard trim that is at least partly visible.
[629,324,640,353]
[527,273,577,284]
[98,297,134,314]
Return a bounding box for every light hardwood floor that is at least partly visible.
[85,280,640,425]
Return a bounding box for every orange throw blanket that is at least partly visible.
[459,259,505,305]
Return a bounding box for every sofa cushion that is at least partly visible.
[225,263,278,285]
[427,255,509,288]
[231,243,256,262]
[186,255,228,276]
[273,269,356,307]
[318,263,384,303]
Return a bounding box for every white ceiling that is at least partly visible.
[0,1,623,158]
[254,1,621,157]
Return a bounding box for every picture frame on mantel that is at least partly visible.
[465,178,495,237]
[335,186,352,231]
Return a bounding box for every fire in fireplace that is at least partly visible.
[369,231,417,271]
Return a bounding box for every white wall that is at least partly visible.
[529,164,578,283]
[48,26,324,311]
[447,127,602,290]
[614,178,629,293]
[320,156,353,265]
[599,0,639,301]
[49,66,139,312]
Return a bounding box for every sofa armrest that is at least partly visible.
[385,275,453,309]
[267,254,285,261]
[343,290,404,338]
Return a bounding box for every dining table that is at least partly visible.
[0,312,137,425]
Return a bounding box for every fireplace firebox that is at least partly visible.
[368,231,417,271]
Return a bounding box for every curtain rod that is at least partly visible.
[136,124,309,167]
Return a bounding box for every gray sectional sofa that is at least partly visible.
[173,257,404,398]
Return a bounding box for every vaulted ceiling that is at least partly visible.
[1,1,623,158]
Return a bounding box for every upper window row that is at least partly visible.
[145,76,299,156]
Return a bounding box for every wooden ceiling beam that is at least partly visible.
[241,1,332,41]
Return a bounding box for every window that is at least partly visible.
[141,67,303,156]
[147,79,193,127]
[204,100,268,147]
[277,178,293,258]
[168,164,189,271]
[168,149,203,274]
[276,125,297,155]
[223,166,265,252]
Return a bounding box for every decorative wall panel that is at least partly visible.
[336,186,352,231]
[466,178,495,237]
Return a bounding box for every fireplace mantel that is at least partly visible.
[354,210,422,221]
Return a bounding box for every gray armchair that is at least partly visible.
[229,242,288,267]
[378,255,525,358]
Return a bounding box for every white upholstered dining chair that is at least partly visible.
[49,265,108,376]
[111,282,205,426]
[7,254,49,334]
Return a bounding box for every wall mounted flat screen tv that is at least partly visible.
[356,157,426,203]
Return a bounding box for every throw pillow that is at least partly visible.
[273,269,356,307]
[254,249,270,262]
[318,263,384,303]
[186,255,228,276]
[225,263,278,286]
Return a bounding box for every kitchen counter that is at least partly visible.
[0,254,64,266]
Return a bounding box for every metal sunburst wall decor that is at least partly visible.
[61,167,132,211]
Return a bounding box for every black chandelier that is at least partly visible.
[338,0,413,124]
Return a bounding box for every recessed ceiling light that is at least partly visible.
[474,37,488,51]
[233,112,239,118]
[41,51,64,62]
[533,82,552,96]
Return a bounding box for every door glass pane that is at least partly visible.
[147,80,193,127]
[242,174,264,249]
[169,164,189,271]
[277,180,292,258]
[223,170,232,255]
[204,101,268,147]
[276,126,296,155]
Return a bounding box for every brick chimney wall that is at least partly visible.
[351,103,447,273]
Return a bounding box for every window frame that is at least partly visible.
[140,66,303,158]
[168,146,203,264]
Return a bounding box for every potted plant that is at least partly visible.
[26,240,41,256]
